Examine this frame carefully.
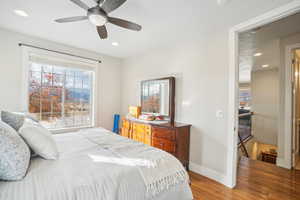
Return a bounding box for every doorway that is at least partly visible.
[292,48,300,170]
[227,1,300,188]
[238,24,280,165]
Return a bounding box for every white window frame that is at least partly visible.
[21,46,99,133]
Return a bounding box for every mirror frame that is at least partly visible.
[140,77,175,123]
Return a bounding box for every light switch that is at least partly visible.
[216,110,224,119]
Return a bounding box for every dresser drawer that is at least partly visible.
[137,134,144,143]
[145,136,152,146]
[136,126,145,133]
[152,137,176,153]
[145,125,151,131]
[152,127,176,141]
[121,128,130,138]
[122,119,131,129]
[132,123,138,129]
[132,132,139,142]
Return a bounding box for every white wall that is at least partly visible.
[0,28,122,130]
[251,69,279,146]
[121,33,235,185]
[120,0,295,186]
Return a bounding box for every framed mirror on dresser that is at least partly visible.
[121,77,191,170]
[141,77,175,124]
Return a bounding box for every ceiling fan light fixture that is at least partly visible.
[88,14,107,26]
[54,0,142,40]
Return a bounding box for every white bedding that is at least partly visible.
[0,127,193,200]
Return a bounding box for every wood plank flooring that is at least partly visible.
[190,157,300,200]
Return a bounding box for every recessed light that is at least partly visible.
[14,9,29,17]
[262,64,269,68]
[254,52,263,57]
[112,42,119,46]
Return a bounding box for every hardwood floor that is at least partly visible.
[190,157,300,200]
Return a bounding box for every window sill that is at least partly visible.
[49,125,95,134]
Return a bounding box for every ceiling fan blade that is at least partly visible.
[101,0,126,13]
[55,16,88,23]
[108,17,142,31]
[94,0,104,5]
[97,25,108,39]
[70,0,90,10]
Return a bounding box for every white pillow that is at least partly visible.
[18,118,59,160]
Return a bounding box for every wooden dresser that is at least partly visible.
[121,118,191,170]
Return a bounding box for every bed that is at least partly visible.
[0,127,193,200]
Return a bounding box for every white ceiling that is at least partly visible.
[239,12,300,83]
[0,0,223,58]
[0,0,293,58]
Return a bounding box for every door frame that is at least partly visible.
[227,1,300,188]
[288,45,300,168]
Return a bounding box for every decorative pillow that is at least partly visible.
[18,118,59,160]
[16,112,39,123]
[0,121,30,181]
[1,111,25,131]
[1,111,39,132]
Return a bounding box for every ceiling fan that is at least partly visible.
[55,0,142,39]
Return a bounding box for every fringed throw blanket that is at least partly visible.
[79,128,189,198]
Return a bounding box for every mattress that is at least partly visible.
[0,127,193,200]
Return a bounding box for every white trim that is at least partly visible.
[228,0,300,188]
[21,45,99,131]
[277,157,291,169]
[227,28,239,189]
[21,46,31,111]
[189,162,229,187]
[93,63,100,127]
[284,44,293,169]
[26,48,98,68]
[282,43,300,169]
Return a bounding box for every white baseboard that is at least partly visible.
[276,157,291,169]
[189,158,291,188]
[189,162,231,187]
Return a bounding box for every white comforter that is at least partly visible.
[0,128,193,200]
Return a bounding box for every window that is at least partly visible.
[239,88,251,109]
[239,87,252,143]
[28,61,94,130]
